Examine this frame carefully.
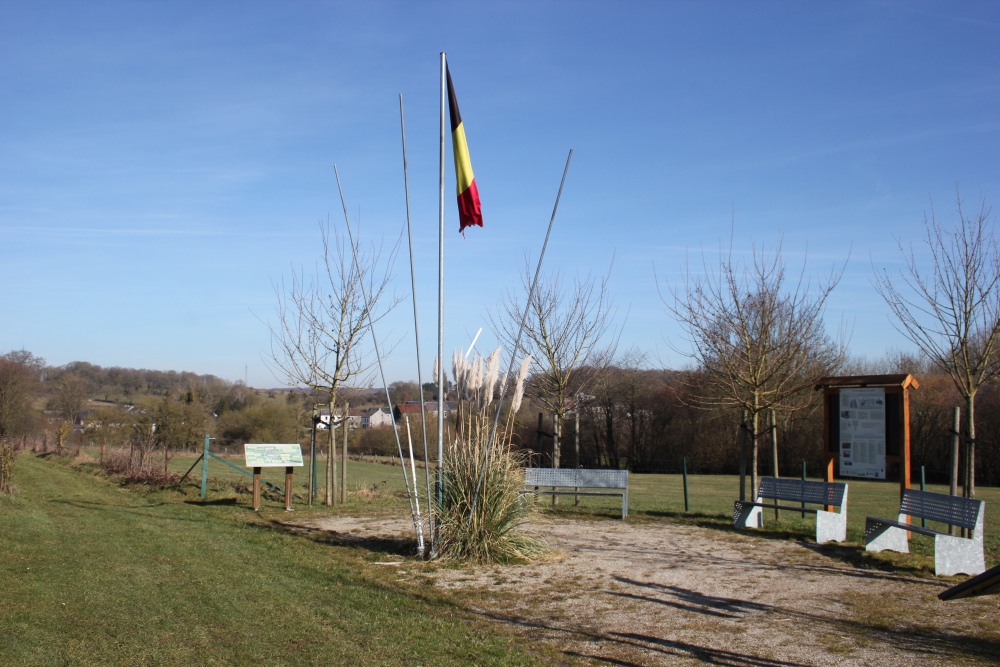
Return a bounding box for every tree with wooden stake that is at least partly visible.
[265,222,400,506]
[491,260,618,485]
[873,191,1000,500]
[660,237,847,498]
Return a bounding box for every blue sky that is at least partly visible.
[2,1,998,388]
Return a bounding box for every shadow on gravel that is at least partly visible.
[645,509,942,580]
[473,605,812,667]
[602,578,1000,664]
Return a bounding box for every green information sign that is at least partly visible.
[244,443,304,467]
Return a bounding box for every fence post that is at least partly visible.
[770,409,778,520]
[200,433,210,500]
[341,401,349,505]
[682,457,689,513]
[920,465,926,528]
[738,411,747,501]
[801,460,806,518]
[950,406,960,535]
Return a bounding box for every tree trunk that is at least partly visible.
[750,409,759,498]
[341,401,348,504]
[738,410,747,501]
[552,412,561,506]
[553,412,561,469]
[575,411,580,469]
[966,392,976,500]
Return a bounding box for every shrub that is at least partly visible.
[0,438,15,493]
[435,350,548,563]
[101,446,178,486]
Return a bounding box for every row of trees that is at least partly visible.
[4,190,996,499]
[259,190,998,501]
[498,190,999,498]
[508,357,1000,486]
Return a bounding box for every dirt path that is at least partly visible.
[293,515,1000,666]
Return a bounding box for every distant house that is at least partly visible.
[393,403,422,421]
[393,401,455,421]
[329,407,363,429]
[360,407,393,429]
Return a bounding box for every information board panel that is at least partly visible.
[244,443,304,467]
[839,388,886,479]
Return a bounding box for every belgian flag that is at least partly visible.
[446,65,483,234]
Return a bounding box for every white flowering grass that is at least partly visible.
[436,349,547,563]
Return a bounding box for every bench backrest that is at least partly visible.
[757,477,847,507]
[524,467,628,489]
[900,489,983,530]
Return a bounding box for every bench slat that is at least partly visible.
[865,516,944,538]
[736,501,819,515]
[524,467,627,489]
[899,489,981,530]
[757,477,846,507]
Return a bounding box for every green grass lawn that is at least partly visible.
[145,447,1000,569]
[147,447,1000,566]
[0,453,559,667]
[4,449,998,665]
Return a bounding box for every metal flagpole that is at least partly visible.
[334,165,425,557]
[468,149,574,521]
[436,51,447,556]
[399,93,434,550]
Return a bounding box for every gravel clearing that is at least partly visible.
[294,514,1000,666]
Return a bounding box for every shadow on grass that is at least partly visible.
[262,519,416,558]
[184,497,240,506]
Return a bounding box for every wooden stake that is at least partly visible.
[252,467,262,511]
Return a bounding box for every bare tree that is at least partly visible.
[48,373,90,425]
[873,191,1000,499]
[492,260,619,470]
[266,222,399,505]
[0,350,45,439]
[661,238,846,496]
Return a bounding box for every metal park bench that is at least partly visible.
[734,477,848,544]
[521,468,629,519]
[865,488,985,576]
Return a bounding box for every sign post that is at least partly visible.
[244,444,305,512]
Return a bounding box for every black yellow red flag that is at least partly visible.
[446,66,483,234]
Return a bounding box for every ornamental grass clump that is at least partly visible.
[436,349,547,563]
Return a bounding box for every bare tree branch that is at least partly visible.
[660,236,847,493]
[491,257,620,469]
[263,221,401,504]
[873,189,1000,498]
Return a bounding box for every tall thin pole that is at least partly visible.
[399,93,434,547]
[950,406,961,535]
[308,407,316,506]
[405,416,424,550]
[469,149,574,520]
[436,52,447,546]
[334,165,425,557]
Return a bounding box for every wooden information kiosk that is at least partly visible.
[814,374,919,501]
